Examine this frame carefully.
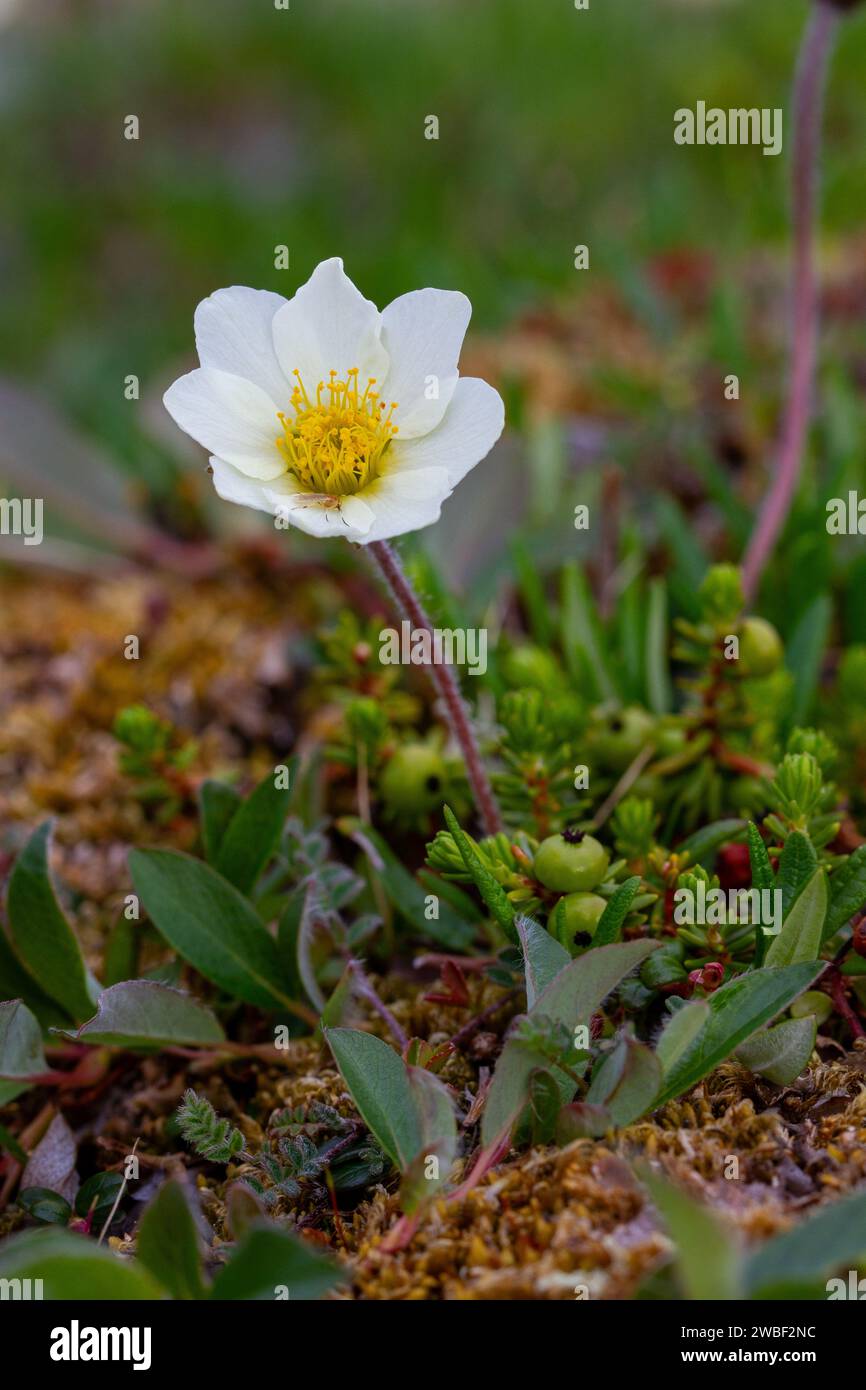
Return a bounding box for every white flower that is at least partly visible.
[163,258,505,544]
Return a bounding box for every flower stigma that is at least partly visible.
[276,367,399,496]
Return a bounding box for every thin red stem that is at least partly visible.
[367,539,503,836]
[742,2,839,602]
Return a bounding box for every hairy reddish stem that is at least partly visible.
[742,2,839,602]
[367,539,503,836]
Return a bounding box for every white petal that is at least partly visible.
[380,289,470,439]
[163,367,286,480]
[194,286,291,407]
[359,466,452,544]
[271,257,388,392]
[391,376,504,486]
[263,485,374,543]
[209,457,275,513]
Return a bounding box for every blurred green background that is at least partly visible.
[0,0,864,501]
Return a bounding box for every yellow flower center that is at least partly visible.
[276,368,398,496]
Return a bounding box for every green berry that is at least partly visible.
[533,830,609,893]
[699,564,744,625]
[590,706,655,771]
[554,892,607,955]
[379,744,447,816]
[501,644,561,693]
[654,722,687,759]
[739,617,783,677]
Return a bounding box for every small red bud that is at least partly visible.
[852,919,866,959]
[689,962,724,992]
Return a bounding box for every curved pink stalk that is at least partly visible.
[742,2,840,602]
[368,539,503,836]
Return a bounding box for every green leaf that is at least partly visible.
[555,1102,611,1142]
[129,848,305,1016]
[786,593,832,726]
[102,913,138,987]
[0,1080,29,1109]
[481,939,658,1146]
[511,537,555,646]
[646,578,673,715]
[400,1065,459,1212]
[6,823,95,1023]
[746,1188,866,1296]
[275,883,307,1000]
[777,830,817,916]
[59,981,225,1049]
[642,1171,742,1300]
[653,962,823,1108]
[746,822,775,893]
[74,1172,124,1226]
[326,1027,421,1171]
[199,779,242,864]
[517,915,570,1008]
[17,1188,73,1225]
[824,844,866,943]
[593,875,641,947]
[442,805,516,941]
[137,1179,206,1300]
[677,819,746,867]
[337,818,474,951]
[209,1223,340,1301]
[654,1001,710,1076]
[764,868,826,968]
[0,1119,28,1163]
[735,1015,817,1085]
[0,1228,163,1299]
[526,1067,562,1143]
[321,963,356,1029]
[0,930,72,1029]
[561,561,617,701]
[587,1035,662,1127]
[0,999,48,1079]
[215,764,295,896]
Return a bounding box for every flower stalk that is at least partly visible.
[368,539,503,836]
[742,0,839,601]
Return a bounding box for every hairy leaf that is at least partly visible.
[824,844,866,943]
[215,764,295,896]
[210,1224,340,1301]
[137,1179,206,1300]
[0,1228,163,1299]
[777,831,817,917]
[642,1170,741,1300]
[481,939,658,1146]
[593,875,641,947]
[518,915,569,1007]
[442,806,516,941]
[6,823,96,1023]
[734,1014,817,1085]
[746,1188,866,1296]
[0,1000,48,1079]
[61,981,225,1049]
[587,1035,662,1126]
[653,962,823,1108]
[199,780,242,865]
[326,1027,421,1171]
[129,849,306,1016]
[746,822,775,893]
[654,1000,710,1076]
[764,869,826,968]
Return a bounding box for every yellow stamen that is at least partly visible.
[275,368,398,496]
